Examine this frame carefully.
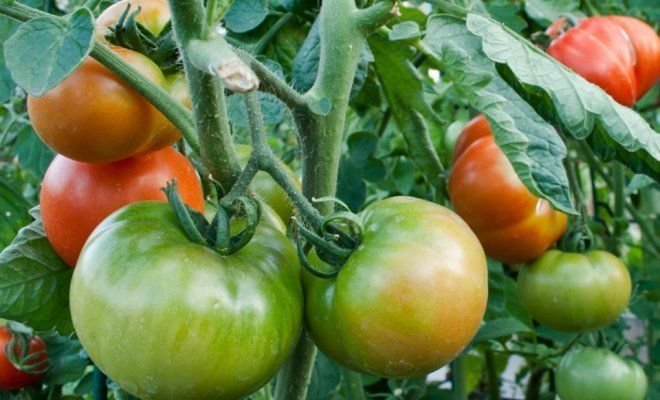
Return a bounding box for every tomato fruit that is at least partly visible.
[607,16,660,98]
[449,116,567,264]
[451,114,491,162]
[27,47,180,163]
[0,327,47,390]
[556,347,647,400]
[517,250,631,332]
[235,145,298,222]
[70,202,303,400]
[40,147,203,267]
[546,16,660,106]
[96,0,171,42]
[304,196,488,377]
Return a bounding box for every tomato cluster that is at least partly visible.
[547,16,660,106]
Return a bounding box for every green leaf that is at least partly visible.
[473,317,533,343]
[484,261,532,326]
[0,16,19,102]
[337,132,386,210]
[264,20,307,74]
[485,2,527,33]
[4,8,94,97]
[225,0,269,33]
[0,208,73,334]
[226,92,285,126]
[625,174,656,196]
[12,124,55,178]
[305,352,342,400]
[465,13,660,180]
[389,21,421,41]
[423,15,575,214]
[42,332,89,385]
[0,178,30,250]
[369,34,445,194]
[524,0,581,27]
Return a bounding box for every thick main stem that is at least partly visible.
[167,0,241,191]
[451,355,468,400]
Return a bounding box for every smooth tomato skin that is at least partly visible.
[27,47,179,163]
[96,0,171,42]
[0,328,47,390]
[607,16,660,98]
[517,250,631,332]
[449,124,567,264]
[547,17,637,106]
[556,347,647,400]
[235,145,299,223]
[452,114,490,162]
[70,202,303,400]
[40,147,203,267]
[304,197,488,378]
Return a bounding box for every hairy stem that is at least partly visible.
[168,0,241,191]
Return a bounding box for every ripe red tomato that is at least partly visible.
[546,16,660,106]
[27,47,180,163]
[40,147,204,267]
[0,327,47,390]
[449,116,567,264]
[96,0,171,42]
[452,114,492,161]
[607,16,660,98]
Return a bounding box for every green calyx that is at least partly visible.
[162,180,261,255]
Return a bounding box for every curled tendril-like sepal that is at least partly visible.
[163,181,261,255]
[5,325,49,376]
[293,210,365,279]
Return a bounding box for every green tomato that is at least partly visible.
[517,250,631,332]
[70,202,303,400]
[556,347,647,400]
[304,196,488,378]
[235,145,299,223]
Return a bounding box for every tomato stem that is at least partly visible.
[92,367,107,400]
[273,330,318,400]
[451,355,468,400]
[168,0,243,192]
[342,368,367,400]
[485,349,501,400]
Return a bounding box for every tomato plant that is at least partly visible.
[304,196,488,377]
[556,347,648,400]
[517,249,632,332]
[0,0,657,399]
[0,327,47,390]
[449,115,567,264]
[40,146,203,267]
[70,202,303,399]
[27,47,180,163]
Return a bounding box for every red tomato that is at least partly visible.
[40,147,204,267]
[0,327,47,390]
[449,116,567,264]
[546,16,660,105]
[27,47,180,163]
[607,16,660,97]
[452,114,491,162]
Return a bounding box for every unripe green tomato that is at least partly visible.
[517,250,631,332]
[235,145,299,223]
[70,202,303,400]
[556,347,647,400]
